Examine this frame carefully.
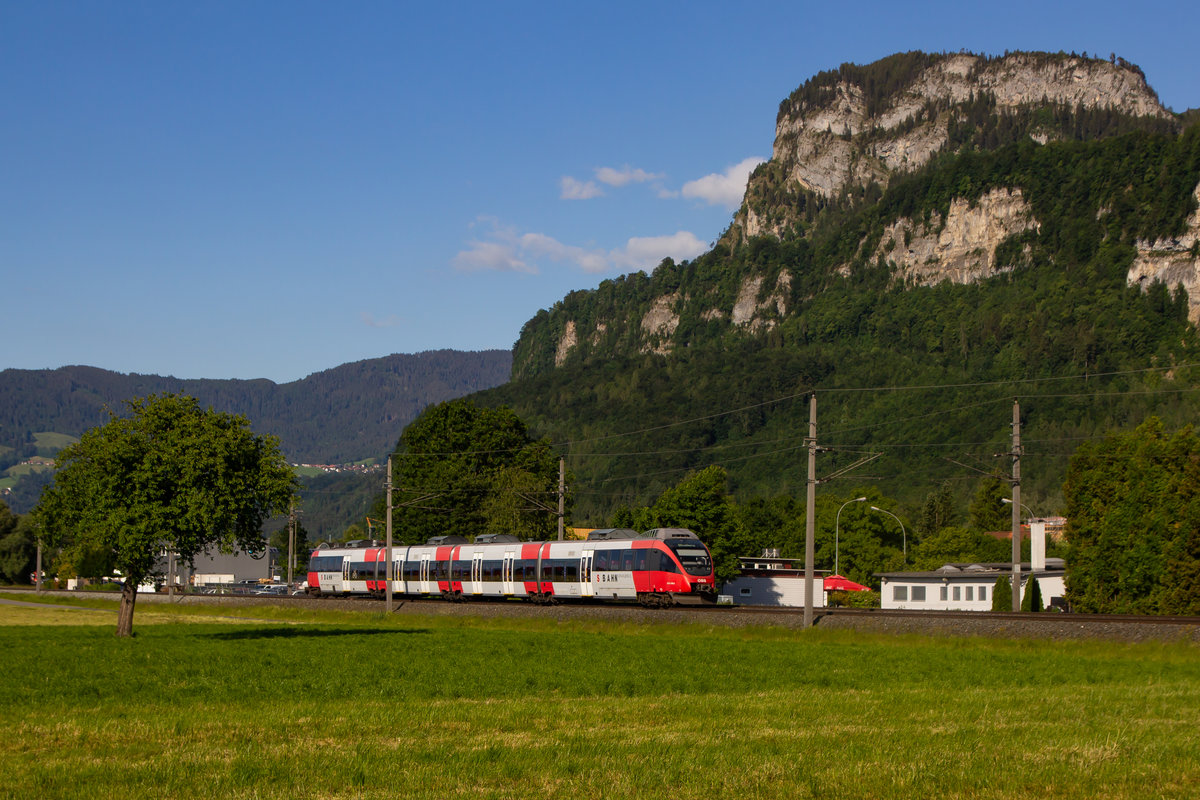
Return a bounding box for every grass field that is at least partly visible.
[1,597,1197,799]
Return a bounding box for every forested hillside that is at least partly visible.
[0,350,512,516]
[470,52,1200,527]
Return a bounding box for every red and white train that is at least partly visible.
[306,527,716,607]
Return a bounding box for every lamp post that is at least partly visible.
[1001,497,1034,520]
[835,497,867,576]
[871,505,907,562]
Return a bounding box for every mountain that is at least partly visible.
[0,350,512,516]
[477,51,1200,525]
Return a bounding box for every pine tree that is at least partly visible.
[1021,576,1043,612]
[991,576,1012,611]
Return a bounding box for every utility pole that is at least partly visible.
[386,454,394,612]
[287,499,296,589]
[35,535,42,593]
[804,393,817,628]
[1011,399,1022,612]
[557,456,565,541]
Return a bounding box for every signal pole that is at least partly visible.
[804,393,817,628]
[557,456,565,541]
[1011,399,1022,612]
[386,454,394,612]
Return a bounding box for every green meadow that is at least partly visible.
[1,598,1197,799]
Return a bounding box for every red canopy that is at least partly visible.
[824,575,870,592]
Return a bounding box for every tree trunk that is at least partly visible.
[116,579,138,637]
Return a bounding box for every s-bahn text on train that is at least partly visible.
[306,527,716,607]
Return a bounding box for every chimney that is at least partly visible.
[1031,521,1046,571]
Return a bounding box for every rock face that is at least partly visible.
[865,189,1039,286]
[736,52,1171,240]
[1129,181,1200,322]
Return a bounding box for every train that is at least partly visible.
[306,527,717,607]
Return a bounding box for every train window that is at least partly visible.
[635,550,647,571]
[309,555,342,573]
[664,539,713,576]
[565,562,579,581]
[596,551,609,571]
[622,551,634,571]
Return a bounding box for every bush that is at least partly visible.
[991,576,1012,611]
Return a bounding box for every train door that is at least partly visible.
[419,554,433,595]
[502,551,516,595]
[470,551,484,595]
[580,550,594,598]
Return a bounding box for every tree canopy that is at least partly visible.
[35,394,297,635]
[1063,418,1200,614]
[378,399,564,544]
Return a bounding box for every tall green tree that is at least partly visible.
[35,394,297,636]
[0,501,36,584]
[968,474,1011,533]
[640,466,751,584]
[382,399,563,543]
[1063,418,1200,614]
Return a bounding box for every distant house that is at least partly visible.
[876,560,1066,611]
[876,521,1066,611]
[722,554,873,607]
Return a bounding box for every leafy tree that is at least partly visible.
[381,400,563,543]
[968,474,1011,533]
[992,576,1012,611]
[35,394,297,636]
[641,466,752,585]
[0,501,36,584]
[918,482,957,537]
[1063,418,1200,614]
[910,525,1008,570]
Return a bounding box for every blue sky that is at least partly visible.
[3,1,1197,383]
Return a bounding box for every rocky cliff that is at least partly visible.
[733,51,1174,241]
[514,51,1197,378]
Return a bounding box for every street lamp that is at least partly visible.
[1001,497,1034,520]
[871,505,907,562]
[835,497,867,576]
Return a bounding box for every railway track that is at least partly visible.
[9,588,1199,642]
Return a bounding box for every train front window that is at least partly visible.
[664,540,713,576]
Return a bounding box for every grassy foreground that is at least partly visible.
[0,598,1197,799]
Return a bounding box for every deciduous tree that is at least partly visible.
[35,394,297,636]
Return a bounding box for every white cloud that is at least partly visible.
[680,156,765,208]
[595,165,664,187]
[612,231,708,270]
[452,237,535,274]
[560,176,603,200]
[361,312,402,328]
[453,225,708,277]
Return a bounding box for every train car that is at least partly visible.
[306,528,716,606]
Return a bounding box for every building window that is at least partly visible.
[965,586,974,601]
[894,586,908,601]
[740,588,751,596]
[940,586,948,601]
[980,586,987,602]
[912,586,926,602]
[952,586,961,601]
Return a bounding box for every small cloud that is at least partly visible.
[452,236,536,274]
[595,165,665,187]
[681,157,766,208]
[560,176,604,200]
[520,233,609,274]
[361,312,402,328]
[612,231,708,270]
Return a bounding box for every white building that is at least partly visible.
[877,559,1066,611]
